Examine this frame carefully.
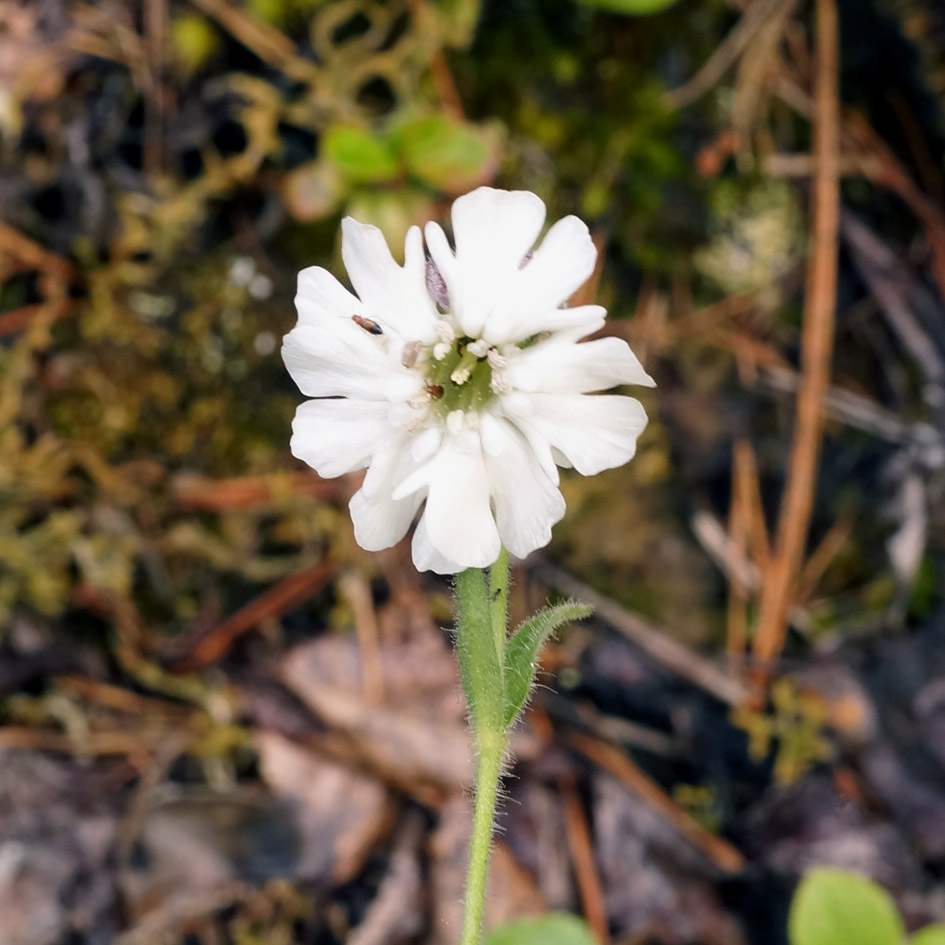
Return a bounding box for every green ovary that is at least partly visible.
[425,338,496,416]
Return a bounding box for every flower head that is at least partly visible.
[283,187,655,574]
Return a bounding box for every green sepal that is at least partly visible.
[455,567,507,739]
[503,600,592,728]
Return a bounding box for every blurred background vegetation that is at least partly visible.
[2,0,945,943]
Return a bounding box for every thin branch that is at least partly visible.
[528,558,748,706]
[752,0,840,681]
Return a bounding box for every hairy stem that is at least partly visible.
[455,550,511,945]
[459,731,507,945]
[489,547,510,661]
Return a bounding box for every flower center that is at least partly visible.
[425,336,496,417]
[399,321,511,433]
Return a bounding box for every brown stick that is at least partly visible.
[170,471,342,510]
[794,515,853,604]
[752,0,840,680]
[187,0,310,77]
[559,774,610,943]
[175,562,335,668]
[529,558,748,706]
[0,222,75,280]
[338,570,386,706]
[404,0,466,121]
[738,439,771,575]
[0,300,73,337]
[570,734,745,874]
[143,0,168,176]
[726,444,751,660]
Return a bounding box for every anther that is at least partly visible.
[451,349,479,385]
[490,368,512,394]
[434,321,455,343]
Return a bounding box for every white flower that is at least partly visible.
[283,187,655,574]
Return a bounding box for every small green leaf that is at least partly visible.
[572,0,680,14]
[395,115,495,193]
[455,567,506,738]
[912,926,945,945]
[484,913,598,945]
[789,868,904,945]
[323,126,400,183]
[503,601,592,727]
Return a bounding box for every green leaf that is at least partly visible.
[789,868,904,945]
[455,567,506,738]
[572,0,680,14]
[484,913,598,945]
[323,126,400,183]
[503,601,592,728]
[395,115,495,193]
[912,926,945,945]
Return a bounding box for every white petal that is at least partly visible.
[394,430,501,571]
[484,304,606,347]
[349,435,424,551]
[361,432,413,497]
[295,265,375,337]
[411,514,467,575]
[411,425,442,462]
[282,324,418,401]
[290,399,392,479]
[500,393,649,476]
[350,485,423,552]
[478,411,510,457]
[483,419,566,559]
[482,216,598,343]
[341,220,439,342]
[428,188,547,338]
[507,335,655,394]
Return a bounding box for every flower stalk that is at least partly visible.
[454,549,591,944]
[455,551,511,945]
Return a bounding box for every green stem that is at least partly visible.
[459,732,507,945]
[489,547,510,660]
[454,549,512,945]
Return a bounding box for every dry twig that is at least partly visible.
[174,562,335,669]
[570,734,745,875]
[529,558,748,706]
[559,773,610,943]
[752,0,840,685]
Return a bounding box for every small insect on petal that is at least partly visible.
[352,314,383,335]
